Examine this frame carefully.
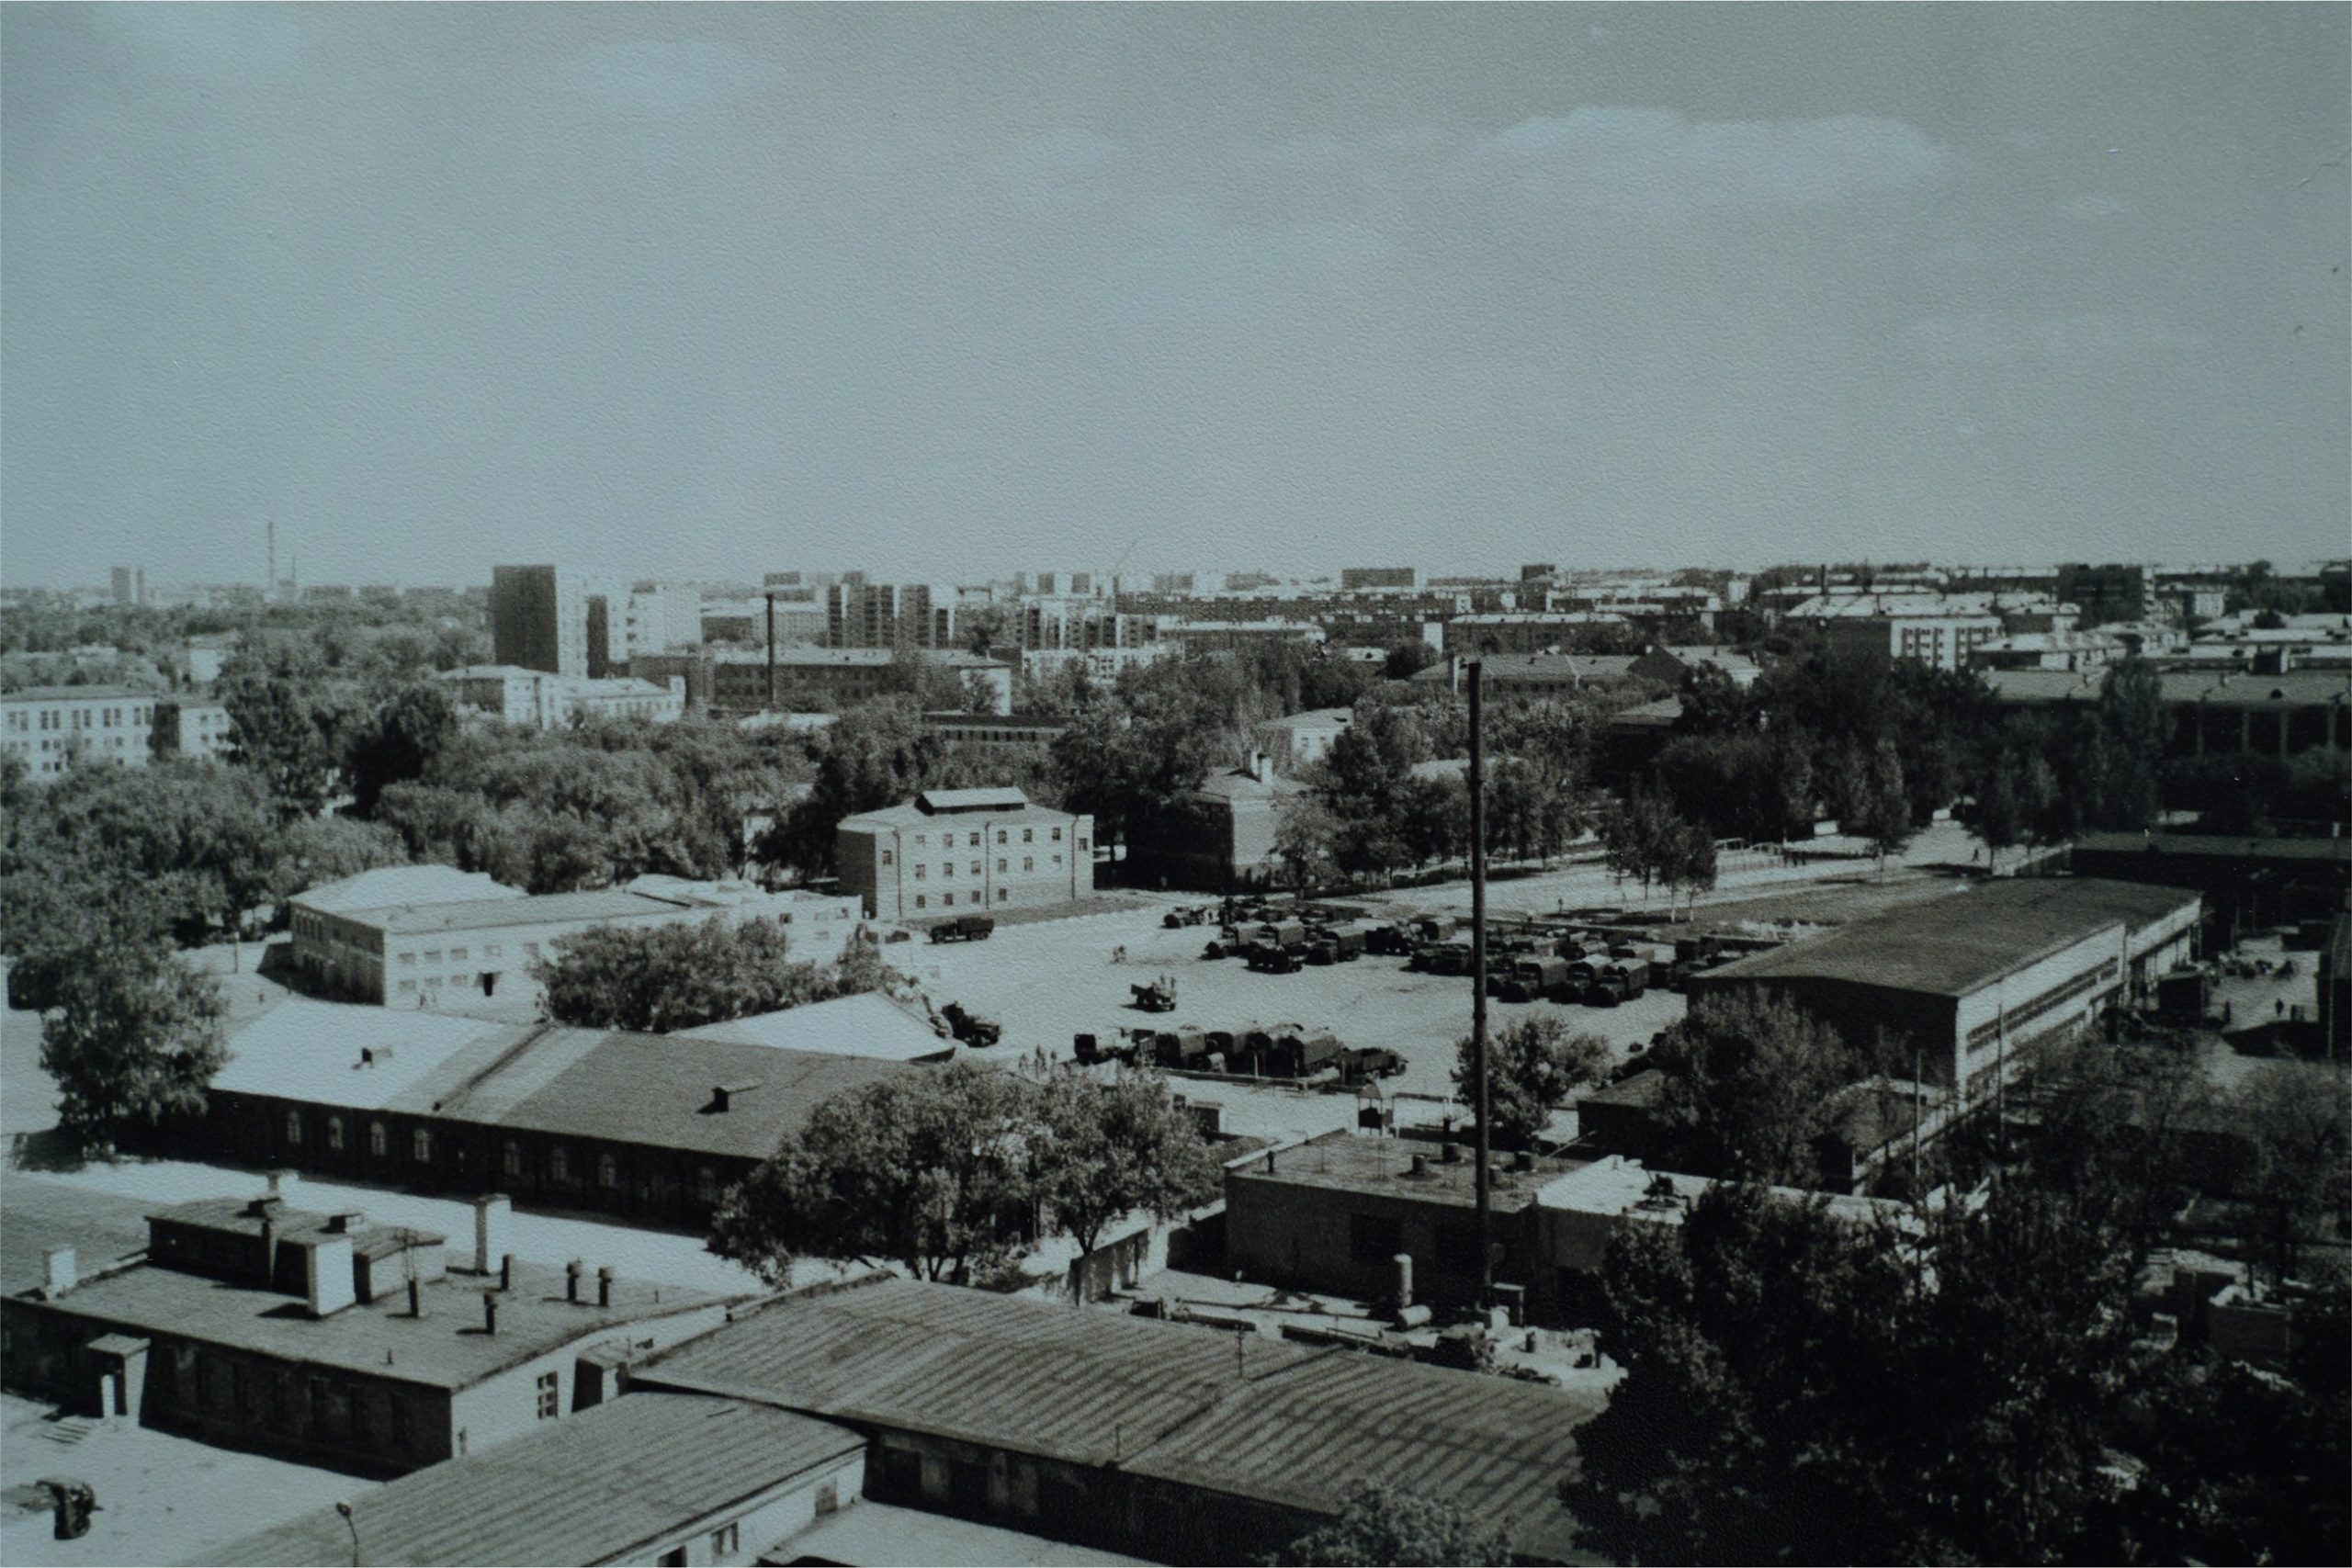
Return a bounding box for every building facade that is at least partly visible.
[836,788,1094,919]
[0,685,162,783]
[438,665,687,731]
[491,565,590,677]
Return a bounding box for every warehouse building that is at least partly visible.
[175,997,921,1227]
[630,1273,1602,1565]
[287,865,861,1010]
[3,1180,731,1476]
[1686,878,2201,1104]
[835,787,1095,920]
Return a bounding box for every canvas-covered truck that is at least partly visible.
[1591,959,1648,1007]
[1131,976,1179,1012]
[940,1001,1002,1045]
[1247,943,1305,974]
[929,916,997,943]
[1502,955,1571,1004]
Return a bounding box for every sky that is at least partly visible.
[3,4,2346,590]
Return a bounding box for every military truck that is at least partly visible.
[940,1001,1002,1045]
[1246,943,1304,974]
[1130,976,1178,1012]
[1270,1028,1344,1078]
[1501,954,1571,1004]
[1590,959,1648,1007]
[1410,914,1459,944]
[1339,1045,1408,1084]
[928,916,997,943]
[1366,923,1415,956]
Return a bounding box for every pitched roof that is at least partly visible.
[193,1393,860,1566]
[639,1276,1601,1563]
[675,992,955,1062]
[215,1001,511,1111]
[915,785,1033,812]
[288,864,522,915]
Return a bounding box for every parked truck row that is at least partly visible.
[1073,1022,1406,1087]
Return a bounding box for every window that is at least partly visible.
[1052,854,1063,868]
[326,1115,345,1152]
[536,1371,559,1420]
[967,832,980,848]
[1023,857,1034,872]
[942,862,953,877]
[660,1551,686,1568]
[449,947,468,963]
[970,862,981,875]
[710,1522,741,1558]
[549,1145,570,1182]
[1023,828,1034,843]
[525,942,541,958]
[397,978,416,993]
[880,849,893,866]
[503,1142,522,1178]
[914,895,926,909]
[942,892,955,907]
[997,888,1009,902]
[914,833,926,846]
[696,1167,718,1203]
[412,1127,432,1163]
[914,864,926,880]
[484,944,502,959]
[996,829,1007,845]
[398,951,415,966]
[597,1152,618,1190]
[1051,828,1063,841]
[285,1111,303,1145]
[424,951,441,965]
[1078,839,1089,852]
[997,859,1007,873]
[370,1122,388,1157]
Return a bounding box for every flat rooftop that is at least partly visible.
[193,1392,860,1567]
[355,887,692,935]
[1227,1131,1588,1213]
[37,1251,724,1391]
[1694,877,2199,998]
[289,864,522,916]
[1,1172,155,1295]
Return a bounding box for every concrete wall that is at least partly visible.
[1224,1168,1537,1309]
[614,1448,866,1567]
[446,1300,730,1461]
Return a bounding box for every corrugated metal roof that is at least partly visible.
[192,1393,861,1566]
[916,785,1034,811]
[639,1277,1604,1558]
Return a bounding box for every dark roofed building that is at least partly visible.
[195,1392,865,1566]
[633,1274,1604,1565]
[3,1179,736,1475]
[1986,664,2349,758]
[173,999,922,1229]
[1124,755,1310,894]
[1689,877,2200,1106]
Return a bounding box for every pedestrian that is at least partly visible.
[2276,998,2286,1018]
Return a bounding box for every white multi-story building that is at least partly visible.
[835,788,1094,920]
[0,684,161,783]
[437,665,686,730]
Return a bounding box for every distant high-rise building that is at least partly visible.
[491,565,589,676]
[825,581,956,649]
[110,566,136,604]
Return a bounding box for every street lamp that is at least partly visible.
[334,1501,362,1568]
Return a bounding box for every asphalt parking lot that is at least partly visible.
[901,901,1689,1103]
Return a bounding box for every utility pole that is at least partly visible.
[1468,658,1491,1313]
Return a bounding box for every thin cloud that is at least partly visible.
[1455,107,1961,218]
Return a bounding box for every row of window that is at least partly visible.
[395,942,522,966]
[278,1109,724,1203]
[910,855,1057,879]
[911,826,1062,849]
[6,704,156,731]
[168,1348,415,1449]
[911,888,1009,909]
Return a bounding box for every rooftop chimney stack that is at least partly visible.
[481,1292,499,1335]
[42,1247,75,1295]
[566,1259,584,1303]
[500,1253,514,1292]
[307,1235,356,1318]
[473,1194,512,1276]
[596,1266,615,1309]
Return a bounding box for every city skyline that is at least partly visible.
[4,6,2346,588]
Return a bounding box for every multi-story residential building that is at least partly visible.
[921,711,1071,755]
[1014,597,1159,652]
[1786,594,2005,671]
[632,646,1012,717]
[1442,613,1627,655]
[2056,562,2148,626]
[1020,644,1180,683]
[835,788,1094,920]
[153,696,235,761]
[438,665,686,730]
[110,565,145,605]
[0,684,162,783]
[825,581,957,649]
[1250,708,1353,773]
[1159,619,1327,653]
[619,581,701,660]
[490,565,590,677]
[1339,567,1421,592]
[286,866,863,1010]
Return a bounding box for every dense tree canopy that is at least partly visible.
[1266,1481,1512,1567]
[1646,991,1864,1186]
[40,941,229,1154]
[532,917,902,1033]
[1453,1017,1611,1151]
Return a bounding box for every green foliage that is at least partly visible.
[1647,991,1862,1186]
[40,941,228,1154]
[345,679,459,818]
[217,636,361,819]
[265,816,410,915]
[1453,1016,1611,1150]
[1858,737,1915,872]
[1267,1480,1512,1566]
[1031,1066,1224,1253]
[1598,787,1710,901]
[532,917,900,1033]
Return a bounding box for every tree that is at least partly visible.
[1382,639,1440,680]
[1971,750,2027,870]
[1858,738,1913,876]
[1031,1067,1222,1254]
[1268,1481,1512,1567]
[533,917,899,1033]
[2094,660,2165,830]
[1453,1017,1611,1150]
[1648,992,1861,1185]
[1672,661,1753,737]
[345,679,459,818]
[264,816,410,920]
[2226,1061,2352,1290]
[1598,788,1693,901]
[40,942,229,1154]
[217,637,357,819]
[711,1061,1043,1284]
